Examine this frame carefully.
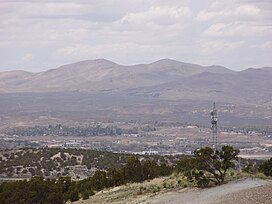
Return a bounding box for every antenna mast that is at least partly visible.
[210,102,218,150]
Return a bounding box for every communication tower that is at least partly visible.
[210,102,218,150]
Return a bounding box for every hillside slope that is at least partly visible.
[71,178,272,204]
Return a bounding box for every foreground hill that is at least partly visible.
[71,178,272,204]
[0,59,271,126]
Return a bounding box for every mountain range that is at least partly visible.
[0,59,271,127]
[0,59,232,92]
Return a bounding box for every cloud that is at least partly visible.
[200,40,243,54]
[204,22,272,37]
[257,41,272,49]
[196,4,263,22]
[0,17,94,46]
[21,53,33,62]
[0,0,271,71]
[118,6,191,26]
[236,4,261,17]
[0,2,91,18]
[48,28,90,42]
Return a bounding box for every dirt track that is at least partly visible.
[143,179,272,204]
[212,184,272,204]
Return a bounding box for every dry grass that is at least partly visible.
[71,173,190,204]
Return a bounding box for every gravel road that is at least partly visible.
[213,184,272,204]
[143,179,272,204]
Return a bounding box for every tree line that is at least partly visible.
[0,156,172,204]
[0,148,176,178]
[5,124,156,137]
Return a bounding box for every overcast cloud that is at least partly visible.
[0,0,271,71]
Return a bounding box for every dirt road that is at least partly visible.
[143,179,272,204]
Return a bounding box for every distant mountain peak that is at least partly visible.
[92,58,117,64]
[151,58,184,65]
[71,58,117,66]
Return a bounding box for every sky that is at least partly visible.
[0,0,271,72]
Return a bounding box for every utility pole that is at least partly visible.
[210,102,218,150]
